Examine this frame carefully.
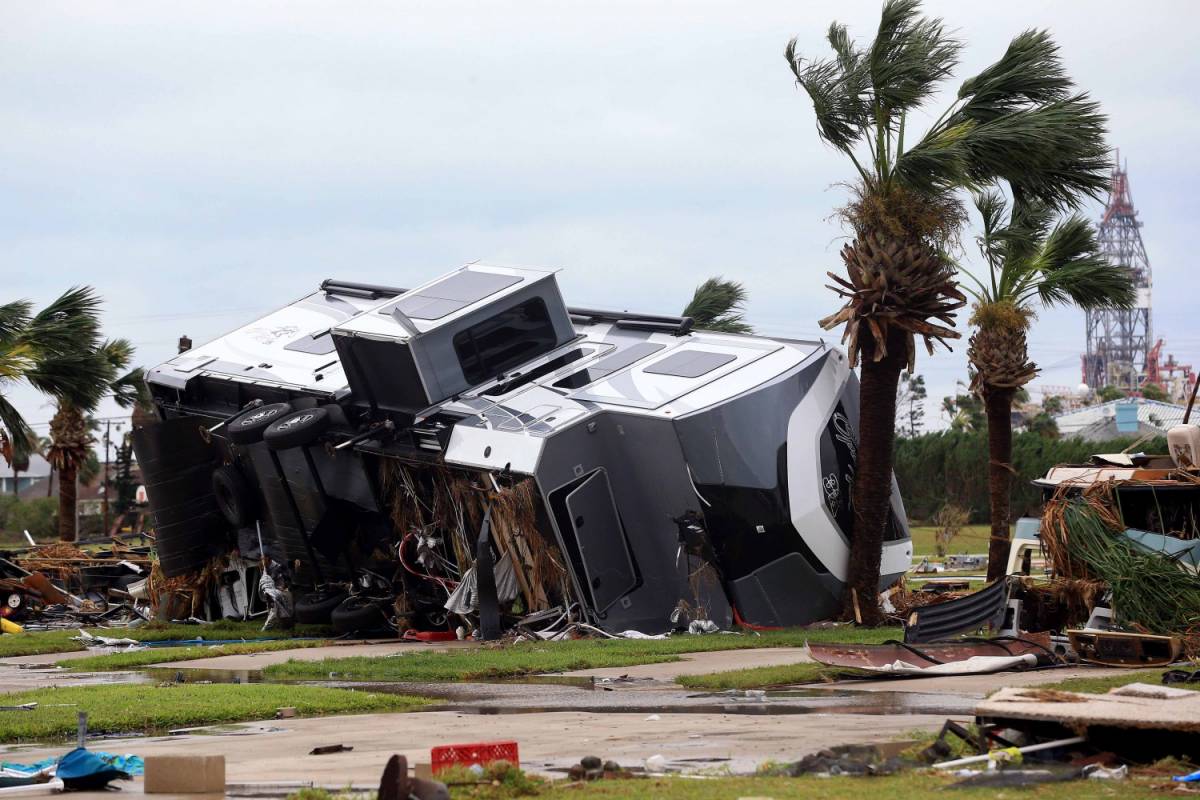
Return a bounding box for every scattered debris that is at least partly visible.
[308,744,353,756]
[144,755,225,795]
[430,741,519,774]
[807,634,1057,676]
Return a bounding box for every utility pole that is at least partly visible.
[102,419,111,535]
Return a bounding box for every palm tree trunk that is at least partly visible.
[11,468,18,496]
[843,328,908,626]
[984,387,1015,582]
[46,468,54,497]
[58,462,77,542]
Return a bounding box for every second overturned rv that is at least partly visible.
[138,264,911,634]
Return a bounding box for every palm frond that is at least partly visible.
[1035,260,1137,310]
[22,286,103,358]
[683,277,753,334]
[892,120,972,193]
[869,0,961,115]
[0,395,37,465]
[1030,214,1137,310]
[956,29,1072,123]
[0,300,32,347]
[109,367,150,410]
[785,39,871,156]
[962,95,1110,209]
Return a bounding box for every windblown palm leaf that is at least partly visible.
[0,287,105,463]
[683,277,753,334]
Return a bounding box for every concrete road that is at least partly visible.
[0,707,958,784]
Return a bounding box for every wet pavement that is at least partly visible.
[0,639,1133,781]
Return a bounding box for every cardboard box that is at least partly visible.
[144,755,226,794]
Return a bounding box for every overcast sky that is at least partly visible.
[4,0,1199,437]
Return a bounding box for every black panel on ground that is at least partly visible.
[132,416,226,577]
[729,552,841,627]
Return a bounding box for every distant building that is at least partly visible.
[1053,398,1190,442]
[0,453,51,495]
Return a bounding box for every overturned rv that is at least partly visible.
[138,265,911,635]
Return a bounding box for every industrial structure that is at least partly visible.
[1082,154,1153,393]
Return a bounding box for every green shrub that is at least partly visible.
[5,497,58,540]
[895,431,1166,523]
[0,494,19,531]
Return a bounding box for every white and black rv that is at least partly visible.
[138,264,911,635]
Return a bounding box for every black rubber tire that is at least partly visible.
[331,595,391,635]
[295,587,350,625]
[227,403,293,445]
[212,465,257,528]
[264,406,331,450]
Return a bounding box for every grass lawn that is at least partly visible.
[264,626,902,683]
[908,524,991,557]
[0,683,427,743]
[294,771,1165,800]
[59,638,331,671]
[0,620,334,659]
[1042,667,1199,695]
[526,775,1160,800]
[676,661,865,690]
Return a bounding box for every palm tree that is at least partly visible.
[47,339,148,541]
[962,190,1134,580]
[786,0,1108,622]
[1,288,106,467]
[683,277,753,334]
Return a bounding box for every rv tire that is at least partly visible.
[212,465,256,528]
[264,407,331,450]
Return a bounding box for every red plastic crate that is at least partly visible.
[431,740,520,773]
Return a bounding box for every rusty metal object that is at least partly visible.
[904,578,1010,643]
[1067,629,1182,668]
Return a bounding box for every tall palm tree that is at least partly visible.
[47,339,147,541]
[1,288,106,466]
[963,190,1135,580]
[786,0,1108,622]
[683,277,753,334]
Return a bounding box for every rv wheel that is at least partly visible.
[264,407,331,450]
[331,595,391,634]
[295,587,350,625]
[212,465,257,528]
[227,402,293,445]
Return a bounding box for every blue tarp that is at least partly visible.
[1,750,143,777]
[1122,528,1200,570]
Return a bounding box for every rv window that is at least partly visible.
[483,347,594,396]
[453,298,557,384]
[644,350,736,378]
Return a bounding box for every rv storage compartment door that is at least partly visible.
[565,469,637,613]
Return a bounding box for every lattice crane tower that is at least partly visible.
[1082,154,1152,391]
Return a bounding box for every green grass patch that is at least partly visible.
[0,620,334,660]
[676,661,862,690]
[0,683,427,743]
[60,638,331,671]
[0,629,82,658]
[1041,667,1199,695]
[908,524,991,557]
[524,774,1160,799]
[264,626,901,683]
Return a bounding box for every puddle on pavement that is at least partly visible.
[143,667,264,684]
[131,665,977,718]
